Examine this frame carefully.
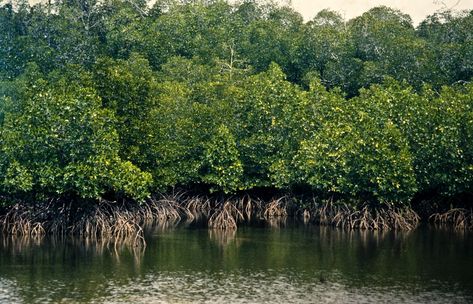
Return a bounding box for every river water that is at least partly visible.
[0,222,472,303]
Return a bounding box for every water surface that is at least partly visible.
[0,223,472,303]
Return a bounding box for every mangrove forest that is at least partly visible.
[1,0,473,240]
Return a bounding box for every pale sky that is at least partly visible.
[289,0,473,24]
[26,0,473,25]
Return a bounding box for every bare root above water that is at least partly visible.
[71,200,146,246]
[429,208,473,230]
[235,195,262,221]
[0,204,46,237]
[0,193,447,239]
[310,200,420,231]
[0,196,188,247]
[208,201,243,230]
[263,197,288,219]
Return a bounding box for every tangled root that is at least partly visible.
[430,208,473,230]
[315,199,344,225]
[0,195,188,245]
[235,195,262,220]
[208,201,243,230]
[71,201,146,246]
[0,194,426,240]
[313,201,419,231]
[263,197,288,219]
[181,196,212,221]
[48,201,71,235]
[0,204,46,237]
[148,196,182,222]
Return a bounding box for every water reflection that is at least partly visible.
[208,229,237,248]
[265,216,288,228]
[0,225,472,303]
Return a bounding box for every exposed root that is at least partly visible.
[235,195,263,220]
[0,204,46,237]
[182,196,212,221]
[316,199,345,225]
[208,201,243,230]
[313,201,419,231]
[71,201,146,246]
[148,195,183,222]
[48,201,71,235]
[0,197,186,245]
[0,194,426,239]
[389,205,421,230]
[263,196,288,219]
[430,208,473,230]
[303,209,311,220]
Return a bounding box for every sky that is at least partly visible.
[25,0,473,25]
[288,0,473,24]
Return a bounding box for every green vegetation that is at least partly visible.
[0,0,472,231]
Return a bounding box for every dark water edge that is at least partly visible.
[0,223,472,303]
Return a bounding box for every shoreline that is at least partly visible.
[1,192,471,246]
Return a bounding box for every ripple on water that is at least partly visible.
[0,278,21,303]
[0,226,472,303]
[98,270,472,304]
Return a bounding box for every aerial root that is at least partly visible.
[0,194,425,238]
[429,208,473,230]
[235,195,263,221]
[263,196,288,219]
[182,196,212,221]
[208,201,243,230]
[313,201,419,231]
[0,204,46,237]
[148,196,182,222]
[71,201,146,246]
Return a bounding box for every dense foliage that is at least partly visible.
[0,0,472,206]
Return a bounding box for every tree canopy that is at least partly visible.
[0,0,472,206]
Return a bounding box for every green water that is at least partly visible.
[0,223,472,303]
